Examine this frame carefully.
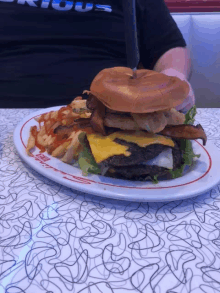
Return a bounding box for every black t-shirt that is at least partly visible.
[0,0,186,108]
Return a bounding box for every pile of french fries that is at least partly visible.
[26,97,92,163]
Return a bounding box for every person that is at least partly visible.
[0,0,194,112]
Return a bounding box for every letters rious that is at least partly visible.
[0,0,112,12]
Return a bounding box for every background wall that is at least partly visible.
[171,13,220,108]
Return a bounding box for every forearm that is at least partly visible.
[153,47,195,113]
[153,47,191,79]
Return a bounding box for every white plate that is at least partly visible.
[14,106,220,202]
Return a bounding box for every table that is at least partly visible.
[1,108,220,293]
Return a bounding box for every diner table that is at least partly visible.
[0,107,220,293]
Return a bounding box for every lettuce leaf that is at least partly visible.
[152,175,159,184]
[184,105,197,125]
[169,139,200,179]
[169,106,200,179]
[78,132,101,176]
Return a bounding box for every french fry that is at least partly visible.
[61,144,83,163]
[44,119,61,132]
[69,100,91,116]
[37,132,48,147]
[61,145,75,163]
[51,121,61,131]
[44,112,50,121]
[61,110,80,126]
[74,96,82,100]
[70,99,87,109]
[79,112,91,119]
[38,125,46,137]
[42,134,47,140]
[51,111,58,120]
[69,112,80,119]
[44,135,56,146]
[27,97,91,166]
[45,120,53,130]
[62,130,82,163]
[46,145,55,155]
[26,129,36,155]
[73,143,83,159]
[51,141,71,158]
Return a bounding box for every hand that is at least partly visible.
[160,68,195,114]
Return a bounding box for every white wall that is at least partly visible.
[172,13,220,108]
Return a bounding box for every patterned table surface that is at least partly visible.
[1,108,220,293]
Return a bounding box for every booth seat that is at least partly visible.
[171,13,220,108]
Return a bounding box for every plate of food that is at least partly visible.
[14,67,220,202]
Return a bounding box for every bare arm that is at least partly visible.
[153,47,195,113]
[153,47,191,79]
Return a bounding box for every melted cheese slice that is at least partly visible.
[87,131,175,164]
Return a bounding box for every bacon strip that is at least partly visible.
[86,94,207,145]
[86,94,106,135]
[73,118,91,128]
[86,94,98,110]
[159,124,207,146]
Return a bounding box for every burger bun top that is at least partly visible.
[89,67,190,113]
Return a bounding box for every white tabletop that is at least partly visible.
[1,108,220,293]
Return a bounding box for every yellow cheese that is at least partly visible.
[87,134,129,163]
[108,131,175,148]
[87,130,174,164]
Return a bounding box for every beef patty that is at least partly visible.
[101,139,183,181]
[102,139,171,167]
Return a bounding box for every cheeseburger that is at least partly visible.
[78,67,207,183]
